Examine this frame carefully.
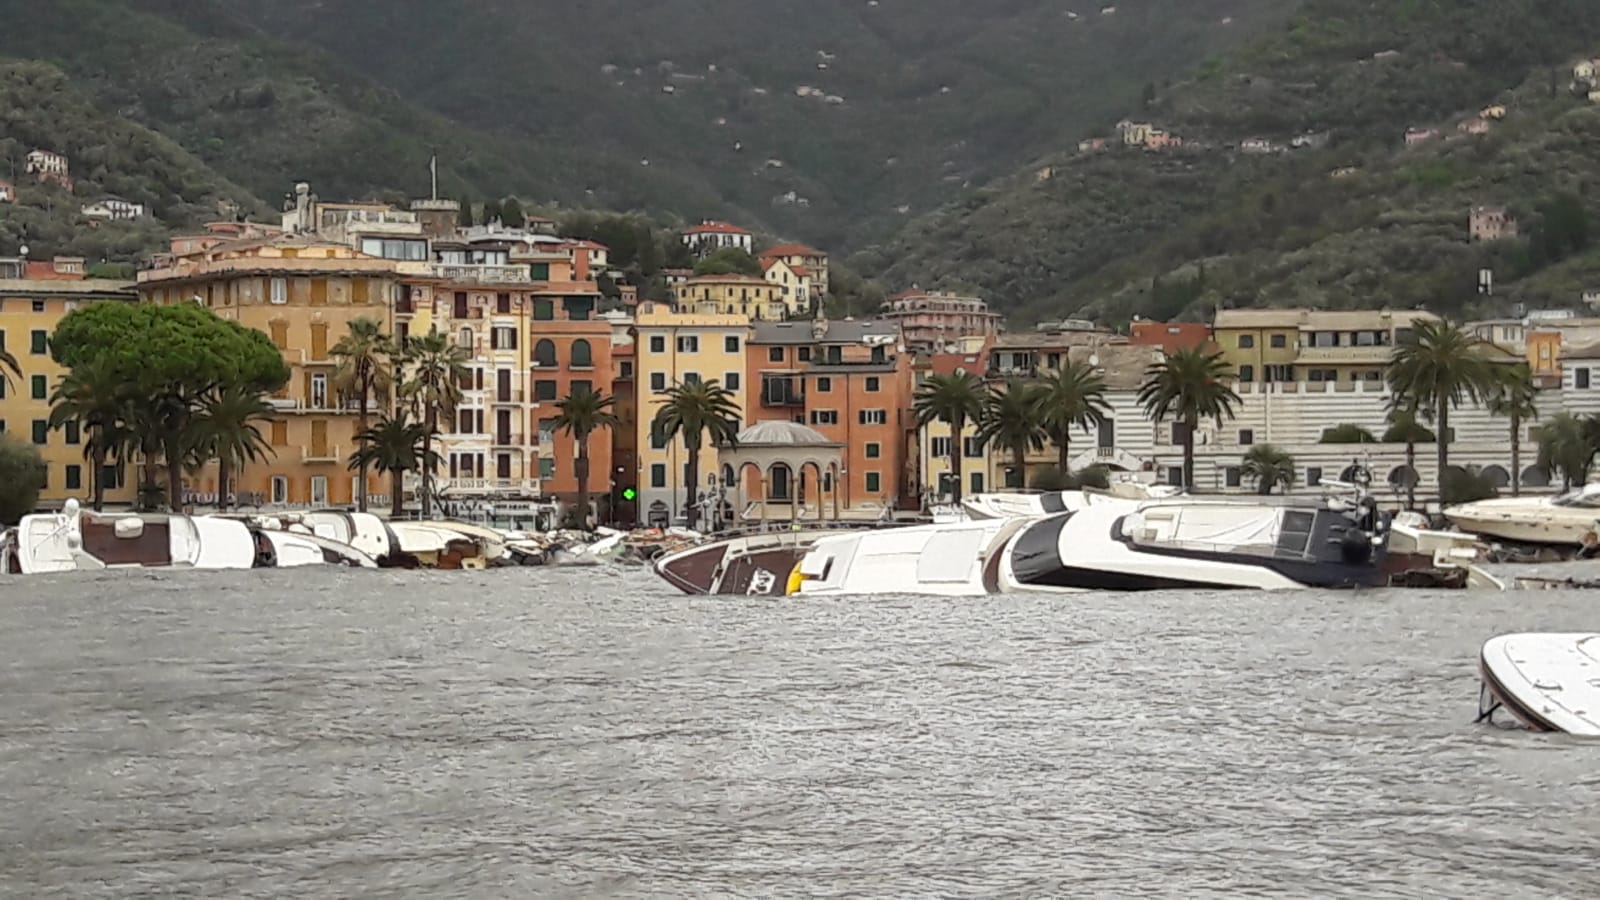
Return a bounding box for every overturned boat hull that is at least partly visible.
[1479,633,1600,735]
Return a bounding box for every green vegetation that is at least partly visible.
[1534,412,1598,489]
[349,416,435,517]
[652,379,743,530]
[694,248,762,278]
[553,390,620,527]
[1320,424,1378,444]
[1487,364,1541,496]
[976,381,1047,489]
[1382,407,1437,509]
[49,302,289,511]
[1036,361,1111,473]
[0,436,46,524]
[912,372,985,503]
[1241,444,1297,495]
[1137,348,1240,490]
[332,318,395,513]
[1386,321,1498,494]
[398,330,470,518]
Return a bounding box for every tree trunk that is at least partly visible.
[1012,441,1026,490]
[356,379,370,512]
[684,444,700,530]
[574,434,591,528]
[1181,415,1196,491]
[141,442,160,510]
[1510,412,1521,498]
[392,469,406,517]
[420,408,435,519]
[1405,441,1417,510]
[218,457,232,511]
[1057,432,1071,475]
[91,446,106,512]
[1436,398,1450,501]
[165,434,184,513]
[948,413,965,504]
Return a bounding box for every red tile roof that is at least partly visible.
[760,242,825,258]
[684,220,750,235]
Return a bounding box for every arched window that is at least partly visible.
[1388,466,1419,490]
[534,339,557,368]
[768,464,793,501]
[457,327,474,349]
[1521,465,1551,488]
[570,339,593,368]
[1480,465,1511,489]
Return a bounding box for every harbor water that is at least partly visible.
[2,567,1599,897]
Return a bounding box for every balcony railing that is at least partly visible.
[493,390,525,403]
[404,475,541,495]
[302,445,343,463]
[761,389,806,408]
[436,264,532,284]
[1293,345,1395,365]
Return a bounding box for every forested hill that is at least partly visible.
[857,0,1600,325]
[0,0,1293,251]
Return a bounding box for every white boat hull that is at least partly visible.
[1480,633,1600,735]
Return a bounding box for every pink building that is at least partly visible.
[881,289,1003,353]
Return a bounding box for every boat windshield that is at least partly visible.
[1552,488,1600,509]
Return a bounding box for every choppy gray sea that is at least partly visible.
[1,567,1597,898]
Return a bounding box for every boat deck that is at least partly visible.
[81,519,172,566]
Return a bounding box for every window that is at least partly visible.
[1307,467,1323,487]
[534,380,558,401]
[65,465,81,491]
[271,421,287,446]
[768,346,784,363]
[496,292,512,314]
[564,297,594,321]
[1238,365,1255,382]
[1225,467,1242,488]
[534,339,557,367]
[797,347,812,363]
[866,443,881,459]
[1265,365,1295,383]
[31,300,44,313]
[570,339,593,368]
[651,425,669,449]
[457,409,475,433]
[858,409,888,425]
[1270,334,1287,349]
[30,374,45,399]
[65,420,80,445]
[725,336,741,353]
[1239,429,1254,446]
[650,463,667,488]
[1237,334,1255,349]
[649,335,665,353]
[866,472,882,493]
[1580,369,1592,389]
[963,437,983,458]
[492,326,518,350]
[676,335,699,353]
[1312,332,1338,348]
[724,372,741,391]
[970,472,984,495]
[31,419,46,445]
[539,458,556,479]
[271,476,289,505]
[682,372,701,386]
[1170,421,1191,447]
[650,372,666,392]
[270,277,287,304]
[816,377,832,393]
[571,380,593,396]
[311,373,328,409]
[620,361,634,378]
[30,330,47,355]
[931,437,952,457]
[865,377,881,392]
[457,327,474,350]
[534,299,555,321]
[810,410,838,426]
[311,476,329,507]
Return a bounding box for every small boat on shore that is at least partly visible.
[1479,633,1600,735]
[1445,486,1600,547]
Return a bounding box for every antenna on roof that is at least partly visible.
[429,151,439,201]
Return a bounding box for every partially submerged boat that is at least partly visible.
[228,510,396,564]
[788,495,1393,596]
[959,481,1178,521]
[5,501,255,573]
[654,527,866,595]
[1445,486,1600,547]
[1479,633,1600,736]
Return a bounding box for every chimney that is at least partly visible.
[573,245,590,281]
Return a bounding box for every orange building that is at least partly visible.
[746,318,917,514]
[1128,319,1212,353]
[609,338,638,525]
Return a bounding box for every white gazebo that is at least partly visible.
[718,421,845,525]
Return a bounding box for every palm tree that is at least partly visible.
[48,358,130,511]
[1241,444,1296,495]
[651,379,742,530]
[1386,320,1497,498]
[1487,363,1539,497]
[188,385,276,510]
[348,415,437,517]
[331,317,394,512]
[913,372,985,503]
[400,329,470,518]
[1534,412,1595,490]
[1382,405,1436,509]
[0,345,20,398]
[1137,347,1239,490]
[553,389,618,527]
[1037,359,1110,473]
[977,380,1047,489]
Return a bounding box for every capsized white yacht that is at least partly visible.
[1479,633,1600,735]
[958,478,1180,521]
[3,501,259,574]
[228,510,397,564]
[1445,485,1600,546]
[788,494,1394,596]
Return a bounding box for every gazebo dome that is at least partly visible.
[734,420,835,446]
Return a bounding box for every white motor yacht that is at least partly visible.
[788,495,1393,596]
[1479,633,1600,735]
[1445,485,1600,546]
[231,510,397,563]
[3,501,257,574]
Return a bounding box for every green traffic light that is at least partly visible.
[622,488,637,501]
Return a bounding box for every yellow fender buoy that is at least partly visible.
[785,562,806,596]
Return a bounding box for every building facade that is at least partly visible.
[674,274,791,319]
[880,289,1003,353]
[758,242,830,298]
[681,221,753,257]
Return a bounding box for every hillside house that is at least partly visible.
[1116,120,1154,146]
[1470,206,1519,242]
[759,242,830,297]
[1144,130,1183,150]
[1404,128,1439,147]
[1481,105,1508,120]
[1077,137,1108,153]
[80,196,146,222]
[1239,138,1277,154]
[24,149,71,189]
[0,180,12,203]
[1458,117,1491,135]
[682,220,753,257]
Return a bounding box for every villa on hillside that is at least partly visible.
[1470,206,1519,242]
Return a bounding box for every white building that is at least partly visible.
[80,196,145,222]
[682,220,753,257]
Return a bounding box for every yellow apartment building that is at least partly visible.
[1212,309,1304,383]
[633,303,751,526]
[1292,309,1438,384]
[139,236,402,509]
[674,274,792,320]
[0,274,140,508]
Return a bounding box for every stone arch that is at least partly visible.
[534,339,557,367]
[1521,465,1551,488]
[1480,465,1511,488]
[1388,465,1419,490]
[571,338,593,368]
[768,463,794,501]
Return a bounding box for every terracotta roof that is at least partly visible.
[684,220,750,235]
[562,239,609,251]
[760,242,825,258]
[790,264,813,277]
[685,273,770,285]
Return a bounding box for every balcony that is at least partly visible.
[435,264,532,284]
[492,390,525,404]
[404,475,541,496]
[492,435,525,449]
[761,389,806,408]
[302,445,343,464]
[1293,345,1395,365]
